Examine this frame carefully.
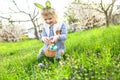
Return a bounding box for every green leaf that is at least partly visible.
[45,1,51,8]
[34,3,44,9]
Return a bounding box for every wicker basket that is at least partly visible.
[45,45,56,58]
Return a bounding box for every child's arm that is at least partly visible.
[41,27,47,37]
[41,27,50,44]
[52,23,68,42]
[58,23,68,40]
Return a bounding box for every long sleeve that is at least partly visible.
[59,23,68,40]
[41,27,48,42]
[41,27,47,37]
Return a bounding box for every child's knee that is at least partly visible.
[61,50,64,55]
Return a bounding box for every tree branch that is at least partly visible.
[0,16,10,20]
[12,0,29,15]
[0,16,31,23]
[100,0,106,12]
[106,0,116,11]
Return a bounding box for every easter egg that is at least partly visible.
[53,45,57,50]
[50,46,54,50]
[49,45,57,50]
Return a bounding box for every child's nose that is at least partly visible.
[46,20,51,23]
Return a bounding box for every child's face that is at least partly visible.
[43,15,56,26]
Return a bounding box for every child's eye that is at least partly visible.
[48,18,52,20]
[44,18,52,21]
[44,19,47,21]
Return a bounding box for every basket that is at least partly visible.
[45,45,56,58]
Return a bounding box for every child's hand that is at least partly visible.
[42,37,51,44]
[51,35,59,42]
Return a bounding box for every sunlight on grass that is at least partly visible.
[0,25,120,79]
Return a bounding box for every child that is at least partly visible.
[37,7,68,60]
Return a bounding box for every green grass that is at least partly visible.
[0,25,120,80]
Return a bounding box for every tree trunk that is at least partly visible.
[29,14,39,40]
[105,12,109,27]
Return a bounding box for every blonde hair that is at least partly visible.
[41,8,58,21]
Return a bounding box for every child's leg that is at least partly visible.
[60,50,67,60]
[56,49,65,59]
[37,48,44,59]
[37,45,48,59]
[61,50,64,56]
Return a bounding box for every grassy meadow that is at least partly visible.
[0,25,120,80]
